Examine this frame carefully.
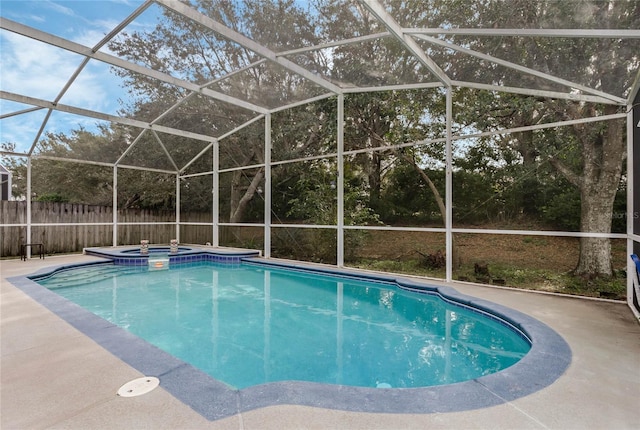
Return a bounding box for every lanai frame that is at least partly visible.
[1,0,639,318]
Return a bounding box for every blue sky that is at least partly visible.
[0,0,159,152]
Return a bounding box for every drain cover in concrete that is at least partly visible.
[117,377,160,397]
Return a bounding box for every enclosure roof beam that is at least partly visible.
[455,112,626,141]
[341,82,444,94]
[27,56,92,157]
[267,82,446,113]
[151,130,179,172]
[0,149,28,157]
[24,2,158,157]
[28,109,53,157]
[0,17,268,115]
[217,114,266,141]
[415,34,626,105]
[151,59,268,127]
[0,105,45,120]
[276,32,390,57]
[452,81,622,105]
[32,154,177,174]
[114,129,149,167]
[628,69,640,105]
[180,109,267,173]
[36,155,116,168]
[404,28,640,38]
[154,0,343,95]
[93,0,154,51]
[179,141,214,174]
[23,0,148,156]
[268,93,336,114]
[1,91,217,144]
[357,0,451,87]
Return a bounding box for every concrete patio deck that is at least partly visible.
[2,254,638,429]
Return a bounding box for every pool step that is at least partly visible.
[41,265,143,289]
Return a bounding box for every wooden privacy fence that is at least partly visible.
[0,201,213,258]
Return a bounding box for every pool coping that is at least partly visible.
[6,252,572,421]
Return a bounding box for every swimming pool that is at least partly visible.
[36,262,530,390]
[10,252,571,420]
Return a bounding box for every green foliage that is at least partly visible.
[36,193,68,203]
[378,163,442,224]
[277,159,380,263]
[611,186,629,234]
[541,190,581,231]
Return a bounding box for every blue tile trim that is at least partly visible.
[8,256,571,422]
[84,246,259,267]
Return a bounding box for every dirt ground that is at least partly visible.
[351,229,628,299]
[357,230,627,270]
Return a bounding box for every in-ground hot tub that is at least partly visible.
[84,245,261,266]
[120,246,194,255]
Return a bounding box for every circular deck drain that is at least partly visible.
[117,376,160,397]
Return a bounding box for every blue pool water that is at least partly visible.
[38,262,530,390]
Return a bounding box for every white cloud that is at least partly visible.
[42,0,76,17]
[0,32,123,151]
[26,14,46,23]
[2,33,75,100]
[1,31,112,109]
[1,0,160,151]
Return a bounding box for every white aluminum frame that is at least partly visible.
[1,0,638,314]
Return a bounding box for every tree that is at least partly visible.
[424,0,637,278]
[108,0,330,223]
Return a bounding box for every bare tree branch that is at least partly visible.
[548,157,583,189]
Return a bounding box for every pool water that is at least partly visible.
[38,262,530,389]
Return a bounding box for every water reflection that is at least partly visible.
[41,263,530,389]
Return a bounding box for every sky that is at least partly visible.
[0,0,159,152]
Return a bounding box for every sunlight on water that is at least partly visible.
[40,262,530,389]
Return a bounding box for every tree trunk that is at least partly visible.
[574,181,618,278]
[368,152,382,209]
[514,130,539,217]
[230,168,264,223]
[401,152,461,268]
[229,170,243,222]
[229,146,265,224]
[571,105,624,278]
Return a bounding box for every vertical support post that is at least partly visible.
[175,173,181,243]
[628,99,634,307]
[445,86,454,282]
[264,114,272,258]
[337,95,345,267]
[628,86,640,316]
[26,157,32,258]
[113,166,118,246]
[212,140,219,247]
